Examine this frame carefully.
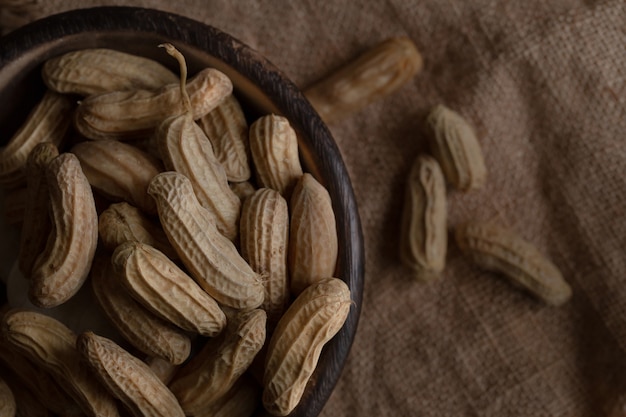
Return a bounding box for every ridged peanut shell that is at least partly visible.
[1,310,120,417]
[192,374,260,417]
[288,173,338,295]
[0,90,72,187]
[455,221,572,306]
[240,188,290,326]
[249,114,303,197]
[157,112,241,241]
[71,140,163,215]
[74,67,232,140]
[98,202,178,260]
[90,254,192,365]
[198,93,251,182]
[0,339,79,415]
[77,331,184,417]
[18,141,59,277]
[112,241,227,337]
[42,48,178,96]
[263,278,351,416]
[147,171,264,309]
[426,104,487,191]
[30,153,98,308]
[169,309,266,415]
[399,155,447,279]
[305,36,423,124]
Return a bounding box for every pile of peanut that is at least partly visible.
[0,44,352,417]
[400,104,572,306]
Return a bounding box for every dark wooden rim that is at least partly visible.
[0,6,364,417]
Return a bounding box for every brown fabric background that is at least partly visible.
[3,1,626,416]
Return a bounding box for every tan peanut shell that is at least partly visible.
[455,221,572,306]
[144,356,179,385]
[1,310,120,417]
[230,180,257,202]
[198,93,251,182]
[74,67,232,141]
[263,278,351,416]
[169,309,266,415]
[157,112,241,241]
[0,375,16,417]
[399,155,447,279]
[30,153,98,308]
[147,171,264,309]
[18,142,59,277]
[42,48,178,96]
[192,374,260,417]
[112,241,227,337]
[304,36,423,124]
[288,173,338,295]
[0,90,72,187]
[77,331,185,417]
[249,114,303,197]
[90,254,191,365]
[98,202,178,259]
[71,139,163,215]
[0,337,80,415]
[240,188,290,326]
[426,104,487,191]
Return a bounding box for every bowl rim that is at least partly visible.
[0,6,364,417]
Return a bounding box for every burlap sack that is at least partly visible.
[2,1,625,416]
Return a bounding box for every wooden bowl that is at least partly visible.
[0,6,364,417]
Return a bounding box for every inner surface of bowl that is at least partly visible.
[0,6,364,417]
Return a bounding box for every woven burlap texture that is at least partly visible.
[3,1,625,416]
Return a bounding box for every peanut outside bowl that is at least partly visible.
[0,6,364,417]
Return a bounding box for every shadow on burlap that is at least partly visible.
[2,0,625,416]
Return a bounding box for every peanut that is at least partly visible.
[426,104,487,191]
[42,48,178,96]
[29,153,98,308]
[1,310,120,417]
[77,331,185,417]
[157,111,241,241]
[193,374,260,417]
[169,309,266,415]
[288,173,338,295]
[74,68,232,141]
[71,139,163,215]
[263,278,351,416]
[304,37,423,124]
[455,221,572,306]
[198,93,251,182]
[90,254,191,365]
[18,141,59,277]
[230,180,257,202]
[144,356,179,385]
[240,188,290,326]
[98,202,178,260]
[399,154,447,279]
[147,171,264,310]
[156,43,241,241]
[249,114,303,197]
[111,241,227,337]
[0,336,80,415]
[0,90,72,187]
